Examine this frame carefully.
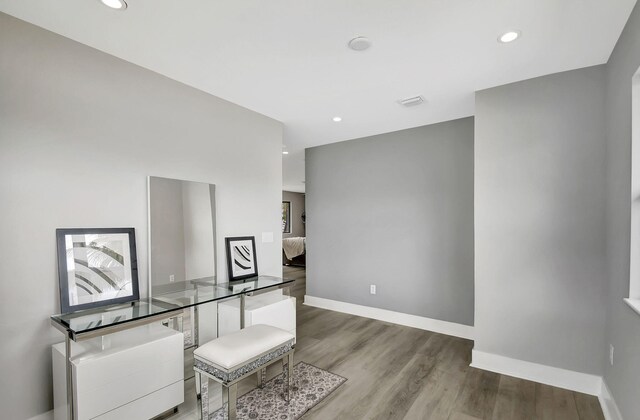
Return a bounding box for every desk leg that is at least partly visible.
[194,305,201,395]
[66,335,75,420]
[193,305,199,347]
[240,294,245,329]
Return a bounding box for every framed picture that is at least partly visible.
[56,228,139,314]
[282,201,291,233]
[225,236,258,281]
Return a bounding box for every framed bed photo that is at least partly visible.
[225,236,258,281]
[56,228,139,314]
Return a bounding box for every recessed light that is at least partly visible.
[333,116,342,122]
[282,151,289,155]
[348,37,371,51]
[498,30,521,43]
[100,0,127,10]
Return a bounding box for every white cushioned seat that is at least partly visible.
[194,324,294,371]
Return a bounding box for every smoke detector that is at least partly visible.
[398,96,425,107]
[348,37,372,51]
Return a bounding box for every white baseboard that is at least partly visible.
[28,410,53,420]
[599,380,624,420]
[471,349,602,396]
[303,295,474,340]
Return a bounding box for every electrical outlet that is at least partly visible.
[169,274,175,283]
[610,344,614,366]
[370,285,376,295]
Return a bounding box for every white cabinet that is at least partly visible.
[53,323,184,420]
[218,291,296,339]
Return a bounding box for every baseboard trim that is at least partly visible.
[471,350,625,418]
[28,410,53,420]
[303,295,474,340]
[599,380,624,420]
[471,349,602,396]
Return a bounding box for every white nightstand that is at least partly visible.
[218,291,296,339]
[52,323,184,420]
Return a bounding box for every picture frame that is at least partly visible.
[225,236,258,281]
[56,227,140,314]
[282,201,291,233]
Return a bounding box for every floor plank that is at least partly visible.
[574,392,606,420]
[535,383,580,420]
[491,375,536,420]
[451,367,500,419]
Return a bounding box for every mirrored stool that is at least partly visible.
[193,324,295,420]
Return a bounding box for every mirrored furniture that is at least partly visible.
[193,324,295,420]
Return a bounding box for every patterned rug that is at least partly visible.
[209,362,346,420]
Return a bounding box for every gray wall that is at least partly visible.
[603,2,640,418]
[282,191,305,238]
[474,66,608,375]
[0,13,283,420]
[306,118,475,326]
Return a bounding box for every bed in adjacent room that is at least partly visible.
[283,236,305,266]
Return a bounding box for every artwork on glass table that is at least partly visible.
[282,201,291,233]
[225,236,258,281]
[56,228,139,313]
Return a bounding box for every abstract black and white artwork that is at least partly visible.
[56,228,139,313]
[225,236,258,281]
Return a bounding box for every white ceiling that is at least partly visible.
[1,0,636,192]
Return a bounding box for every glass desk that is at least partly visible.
[50,275,294,420]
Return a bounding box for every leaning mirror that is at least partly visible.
[148,176,217,296]
[148,175,218,368]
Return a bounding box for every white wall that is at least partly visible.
[603,2,640,418]
[0,13,283,420]
[474,66,608,375]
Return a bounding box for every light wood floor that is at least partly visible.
[168,266,605,420]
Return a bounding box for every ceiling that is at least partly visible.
[1,0,636,192]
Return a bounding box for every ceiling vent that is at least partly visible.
[398,96,425,107]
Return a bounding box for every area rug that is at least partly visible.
[209,362,346,420]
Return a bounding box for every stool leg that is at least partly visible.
[199,374,209,420]
[257,367,267,388]
[196,372,201,399]
[288,351,294,394]
[282,355,290,403]
[224,384,238,420]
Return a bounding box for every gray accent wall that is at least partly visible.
[603,2,640,418]
[282,191,305,238]
[306,118,474,326]
[474,66,608,375]
[0,13,283,420]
